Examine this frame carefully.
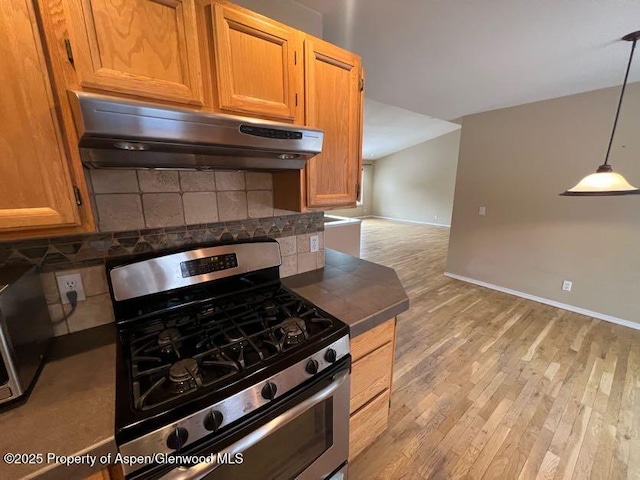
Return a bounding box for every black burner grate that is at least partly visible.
[125,287,333,410]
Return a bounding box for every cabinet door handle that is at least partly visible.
[73,186,82,206]
[64,39,74,67]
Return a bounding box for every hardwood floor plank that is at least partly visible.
[537,451,560,480]
[348,219,640,480]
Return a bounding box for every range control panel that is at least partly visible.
[180,253,238,278]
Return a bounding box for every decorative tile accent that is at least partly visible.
[95,194,145,231]
[183,192,218,224]
[0,212,324,273]
[215,172,245,191]
[142,193,184,228]
[138,170,180,192]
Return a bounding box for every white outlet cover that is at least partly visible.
[479,206,486,216]
[310,235,319,253]
[56,273,86,304]
[562,280,572,292]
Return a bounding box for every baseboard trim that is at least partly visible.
[367,215,451,228]
[443,272,640,331]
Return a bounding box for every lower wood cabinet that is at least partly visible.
[84,465,123,480]
[350,341,393,414]
[350,388,391,461]
[348,318,396,460]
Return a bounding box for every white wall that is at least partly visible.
[234,0,322,36]
[370,131,461,226]
[446,82,640,325]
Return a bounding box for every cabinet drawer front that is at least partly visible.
[351,318,395,362]
[65,0,203,105]
[349,389,390,460]
[350,342,393,414]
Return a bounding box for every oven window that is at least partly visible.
[207,398,333,479]
[0,356,8,385]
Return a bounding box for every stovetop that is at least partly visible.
[125,285,336,411]
[107,239,350,459]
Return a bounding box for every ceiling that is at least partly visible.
[295,0,640,120]
[362,99,460,160]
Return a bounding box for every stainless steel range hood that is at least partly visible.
[67,91,323,171]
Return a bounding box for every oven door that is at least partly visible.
[0,353,12,402]
[145,359,350,480]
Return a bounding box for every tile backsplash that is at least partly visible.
[1,168,327,337]
[0,212,324,272]
[42,231,324,336]
[87,169,282,231]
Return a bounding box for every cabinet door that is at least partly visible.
[0,1,80,231]
[64,0,203,105]
[205,2,302,122]
[349,389,390,461]
[305,37,362,208]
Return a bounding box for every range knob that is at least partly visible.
[325,348,337,363]
[306,359,319,375]
[203,410,224,432]
[166,427,189,450]
[261,381,278,400]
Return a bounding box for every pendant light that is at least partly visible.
[561,31,640,196]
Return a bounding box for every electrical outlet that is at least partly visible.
[310,235,319,253]
[56,273,86,304]
[434,215,438,221]
[562,280,572,292]
[479,206,486,216]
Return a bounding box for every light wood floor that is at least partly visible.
[350,218,640,480]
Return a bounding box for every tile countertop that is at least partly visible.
[284,249,410,337]
[1,249,408,480]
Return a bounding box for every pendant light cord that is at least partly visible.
[604,38,637,166]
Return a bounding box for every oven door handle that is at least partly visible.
[161,368,350,480]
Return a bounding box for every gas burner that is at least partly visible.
[225,328,246,348]
[262,300,279,316]
[125,286,339,410]
[158,328,182,354]
[279,318,307,346]
[169,358,200,393]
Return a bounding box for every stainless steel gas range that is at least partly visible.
[106,239,350,480]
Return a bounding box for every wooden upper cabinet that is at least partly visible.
[63,0,204,105]
[0,1,80,231]
[304,36,362,208]
[200,2,303,122]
